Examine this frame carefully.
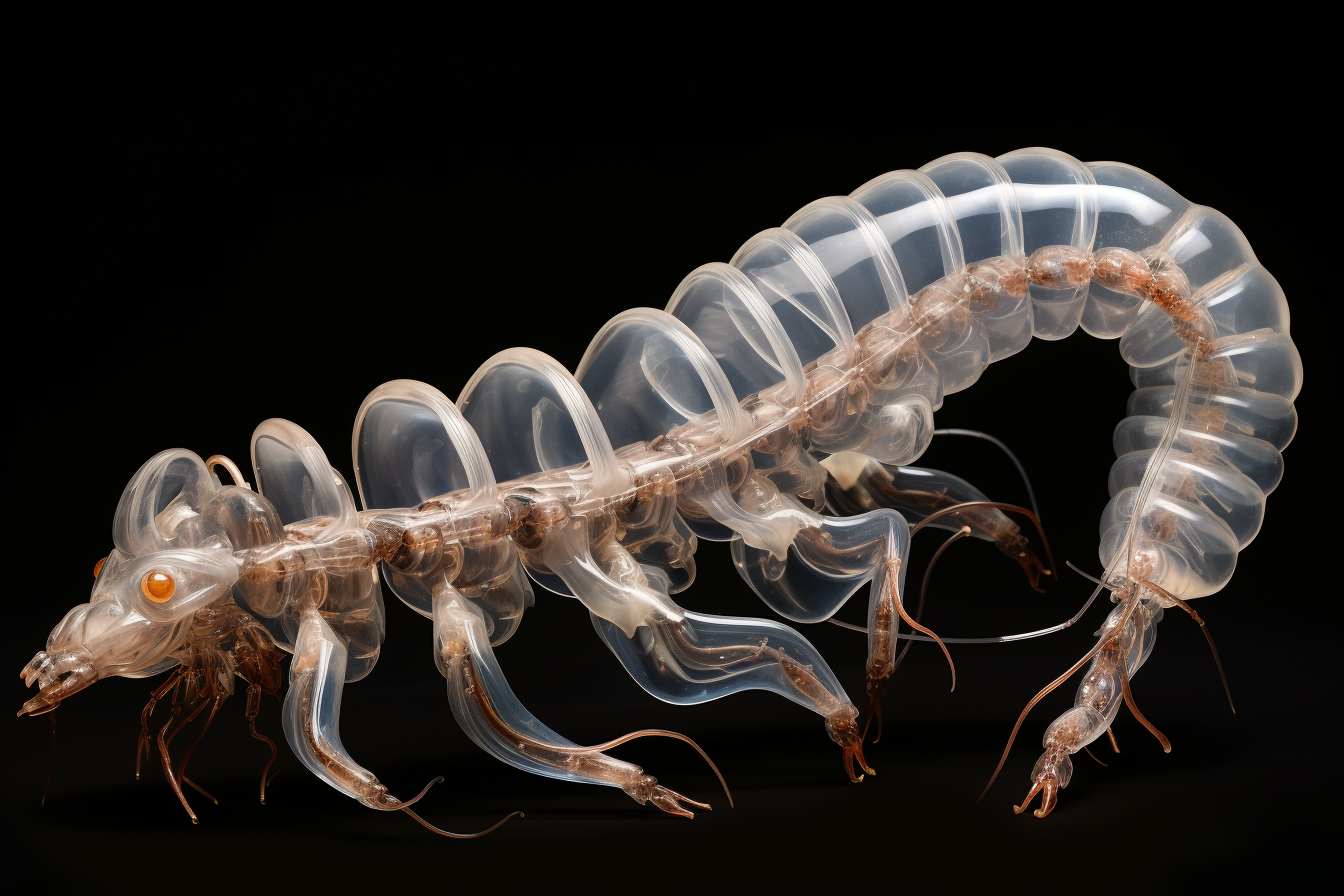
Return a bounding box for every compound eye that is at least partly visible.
[141,570,176,603]
[93,556,107,579]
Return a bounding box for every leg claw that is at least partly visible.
[1013,780,1058,818]
[862,694,884,744]
[842,742,876,783]
[648,783,711,819]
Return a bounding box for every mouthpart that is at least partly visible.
[18,648,98,716]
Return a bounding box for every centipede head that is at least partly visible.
[19,450,247,717]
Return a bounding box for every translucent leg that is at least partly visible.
[681,459,901,623]
[679,463,955,749]
[433,587,726,816]
[282,605,438,811]
[540,515,872,779]
[985,593,1170,819]
[823,454,1051,591]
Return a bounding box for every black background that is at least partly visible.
[8,41,1330,894]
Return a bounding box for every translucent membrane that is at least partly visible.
[784,196,908,329]
[731,227,854,369]
[354,380,498,513]
[353,381,530,644]
[458,347,627,496]
[920,153,1024,264]
[253,419,385,681]
[851,169,963,294]
[999,147,1096,340]
[665,263,806,407]
[1081,163,1191,338]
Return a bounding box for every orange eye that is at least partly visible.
[93,556,107,579]
[141,570,176,603]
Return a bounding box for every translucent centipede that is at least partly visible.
[19,148,1299,832]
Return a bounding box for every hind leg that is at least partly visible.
[822,451,1053,591]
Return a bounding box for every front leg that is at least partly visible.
[433,585,724,817]
[282,605,435,811]
[823,453,1052,591]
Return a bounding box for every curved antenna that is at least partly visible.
[401,806,525,839]
[885,557,956,692]
[1119,658,1171,753]
[560,728,733,809]
[1137,578,1236,715]
[205,454,251,490]
[892,526,971,676]
[1082,745,1108,767]
[933,428,1040,523]
[909,501,1057,581]
[385,775,446,810]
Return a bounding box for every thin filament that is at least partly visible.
[388,775,446,810]
[1119,657,1171,752]
[1138,578,1235,715]
[892,526,970,675]
[1082,745,1108,767]
[827,582,1103,644]
[1066,561,1124,593]
[888,560,955,692]
[246,684,280,803]
[176,695,225,805]
[401,807,524,839]
[463,657,731,807]
[910,500,1057,580]
[566,729,733,808]
[933,428,1041,523]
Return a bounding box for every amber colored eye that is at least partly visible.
[93,556,107,579]
[141,570,176,603]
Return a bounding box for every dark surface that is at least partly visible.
[9,52,1330,893]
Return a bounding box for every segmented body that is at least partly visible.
[21,148,1298,827]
